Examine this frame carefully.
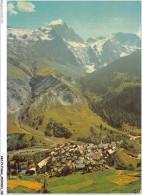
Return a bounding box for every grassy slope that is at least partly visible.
[7,112,17,126]
[19,61,125,140]
[7,186,37,194]
[25,92,121,140]
[7,133,51,151]
[7,123,27,134]
[7,54,31,79]
[34,59,86,77]
[114,148,132,167]
[7,63,26,79]
[81,49,141,96]
[32,59,60,76]
[47,60,86,77]
[48,169,140,193]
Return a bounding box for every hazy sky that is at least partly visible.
[7,1,141,40]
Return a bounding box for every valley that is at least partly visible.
[7,18,141,194]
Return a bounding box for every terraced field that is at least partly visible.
[47,169,141,193]
[7,179,42,192]
[112,176,139,185]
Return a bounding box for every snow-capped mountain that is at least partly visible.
[64,31,141,71]
[7,19,141,74]
[48,19,84,43]
[8,19,84,43]
[8,26,53,42]
[86,32,141,68]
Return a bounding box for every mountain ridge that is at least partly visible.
[8,19,141,73]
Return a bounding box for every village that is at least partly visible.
[25,142,117,177]
[8,139,141,179]
[8,138,141,182]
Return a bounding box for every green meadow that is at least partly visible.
[8,168,141,193]
[47,169,141,193]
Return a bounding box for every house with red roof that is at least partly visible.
[123,150,139,158]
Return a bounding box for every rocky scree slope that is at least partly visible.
[8,64,80,115]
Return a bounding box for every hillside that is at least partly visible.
[81,50,141,132]
[7,54,120,143]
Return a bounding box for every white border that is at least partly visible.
[0,0,141,195]
[0,0,7,194]
[6,0,142,1]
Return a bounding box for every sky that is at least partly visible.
[7,1,141,41]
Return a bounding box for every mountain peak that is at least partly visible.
[48,19,63,26]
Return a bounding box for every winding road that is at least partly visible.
[9,113,61,157]
[15,106,61,150]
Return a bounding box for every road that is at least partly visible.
[129,135,141,140]
[15,112,32,135]
[44,137,61,145]
[15,108,62,145]
[8,147,50,157]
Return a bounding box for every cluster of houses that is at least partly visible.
[35,142,117,177]
[8,140,141,179]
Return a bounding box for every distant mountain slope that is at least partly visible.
[81,49,141,95]
[7,26,84,77]
[81,50,141,131]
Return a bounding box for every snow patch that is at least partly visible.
[8,27,54,42]
[8,28,33,37]
[49,19,63,26]
[65,40,92,66]
[40,35,53,41]
[85,64,96,73]
[120,52,127,57]
[136,26,141,38]
[67,41,86,48]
